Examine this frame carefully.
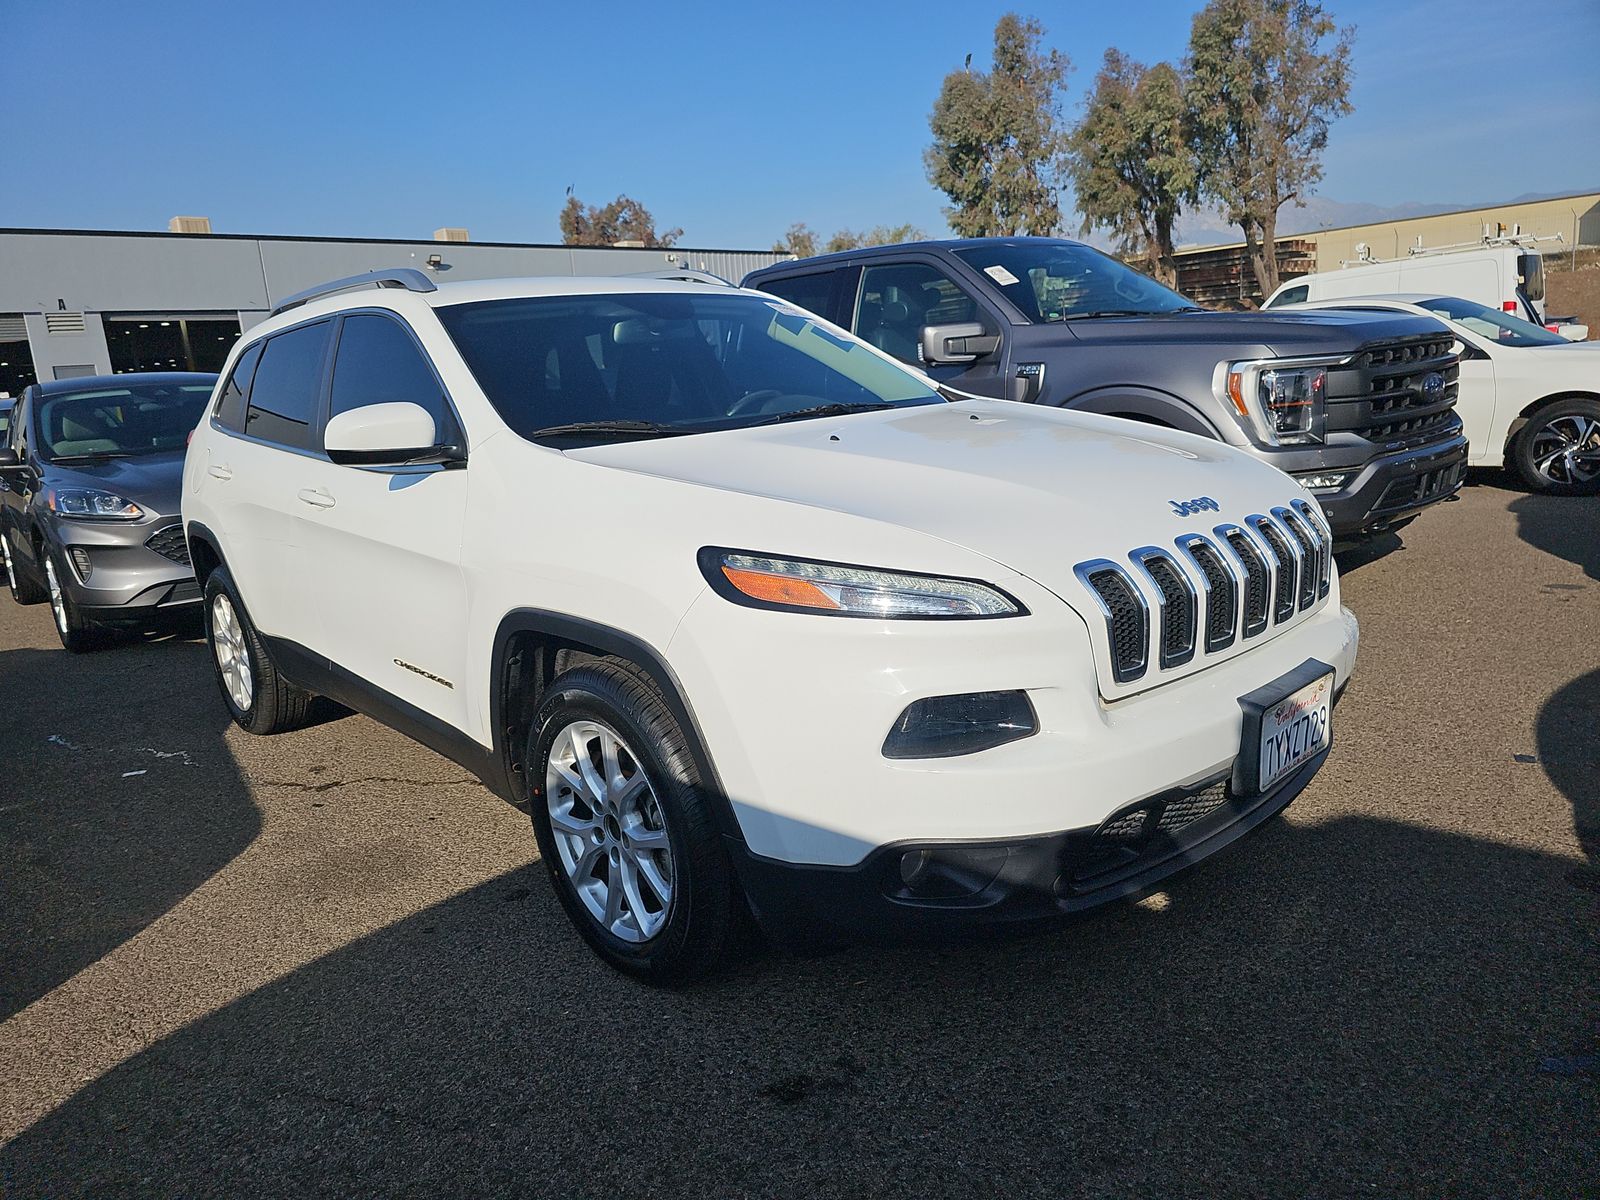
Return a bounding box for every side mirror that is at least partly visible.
[324,402,462,467]
[0,448,18,468]
[921,322,1001,367]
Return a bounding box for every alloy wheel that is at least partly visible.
[545,718,675,943]
[210,593,254,712]
[1529,414,1600,487]
[44,557,68,635]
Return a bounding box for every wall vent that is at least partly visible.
[0,316,26,342]
[46,312,87,336]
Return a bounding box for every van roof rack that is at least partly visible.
[271,268,438,316]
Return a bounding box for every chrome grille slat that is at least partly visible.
[1218,523,1270,639]
[1131,547,1197,669]
[1248,514,1299,624]
[1074,560,1149,684]
[1177,533,1237,654]
[1274,506,1319,611]
[1291,499,1332,599]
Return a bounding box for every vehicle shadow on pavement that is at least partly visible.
[1539,667,1600,890]
[0,635,258,1022]
[1510,491,1600,582]
[2,812,1591,1197]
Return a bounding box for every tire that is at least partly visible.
[43,549,103,653]
[527,660,740,984]
[203,567,313,734]
[1511,398,1600,495]
[3,530,47,605]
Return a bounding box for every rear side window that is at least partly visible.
[245,321,332,450]
[214,341,264,432]
[1270,284,1309,307]
[327,314,451,441]
[756,272,837,322]
[1518,252,1544,303]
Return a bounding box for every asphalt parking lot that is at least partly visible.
[0,474,1594,1198]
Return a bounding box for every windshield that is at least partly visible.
[952,240,1201,322]
[436,292,943,441]
[36,382,214,460]
[1419,296,1567,348]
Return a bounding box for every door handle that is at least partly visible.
[208,464,233,480]
[296,487,336,509]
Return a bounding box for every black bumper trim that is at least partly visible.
[730,743,1330,944]
[1312,434,1468,537]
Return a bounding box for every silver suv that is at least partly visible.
[0,372,214,650]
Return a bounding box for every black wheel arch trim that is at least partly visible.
[490,608,743,841]
[1058,387,1224,440]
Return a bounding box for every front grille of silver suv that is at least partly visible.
[1074,500,1332,685]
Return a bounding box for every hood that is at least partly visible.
[42,448,186,520]
[1043,308,1447,359]
[568,400,1328,694]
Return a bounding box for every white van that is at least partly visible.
[1265,242,1555,328]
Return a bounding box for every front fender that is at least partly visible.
[1053,385,1225,441]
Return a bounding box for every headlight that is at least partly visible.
[700,549,1024,618]
[48,488,145,520]
[1224,362,1331,445]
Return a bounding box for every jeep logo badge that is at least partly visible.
[1169,496,1220,517]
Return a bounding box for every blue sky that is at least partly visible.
[6,0,1597,248]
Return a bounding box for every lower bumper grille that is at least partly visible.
[145,525,192,567]
[1376,459,1466,513]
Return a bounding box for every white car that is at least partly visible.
[184,269,1358,981]
[1288,295,1600,495]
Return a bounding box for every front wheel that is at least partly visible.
[1512,399,1600,495]
[528,661,740,984]
[44,551,102,653]
[203,567,313,734]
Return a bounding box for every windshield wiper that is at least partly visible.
[1052,307,1208,321]
[763,402,898,425]
[529,420,695,440]
[46,451,135,463]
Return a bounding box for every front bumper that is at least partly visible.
[733,740,1331,942]
[1290,434,1468,537]
[52,519,200,620]
[669,581,1359,873]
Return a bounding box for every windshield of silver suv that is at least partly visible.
[37,381,214,461]
[951,240,1202,322]
[437,291,945,442]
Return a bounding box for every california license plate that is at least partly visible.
[1256,672,1333,792]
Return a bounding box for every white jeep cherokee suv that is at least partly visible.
[184,269,1359,982]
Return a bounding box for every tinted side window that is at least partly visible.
[214,341,264,432]
[1271,285,1309,307]
[854,263,979,364]
[245,321,332,450]
[757,272,836,322]
[328,315,449,441]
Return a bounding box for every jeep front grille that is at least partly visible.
[1075,506,1328,687]
[145,524,192,568]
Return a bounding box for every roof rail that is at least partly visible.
[270,268,438,317]
[622,267,735,287]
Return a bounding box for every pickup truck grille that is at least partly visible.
[1076,503,1331,687]
[1326,336,1461,448]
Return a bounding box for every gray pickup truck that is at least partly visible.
[744,238,1468,539]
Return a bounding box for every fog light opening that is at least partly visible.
[1294,472,1351,493]
[68,546,93,583]
[882,690,1037,759]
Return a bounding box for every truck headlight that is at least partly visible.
[1225,362,1330,446]
[700,549,1024,618]
[48,488,145,520]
